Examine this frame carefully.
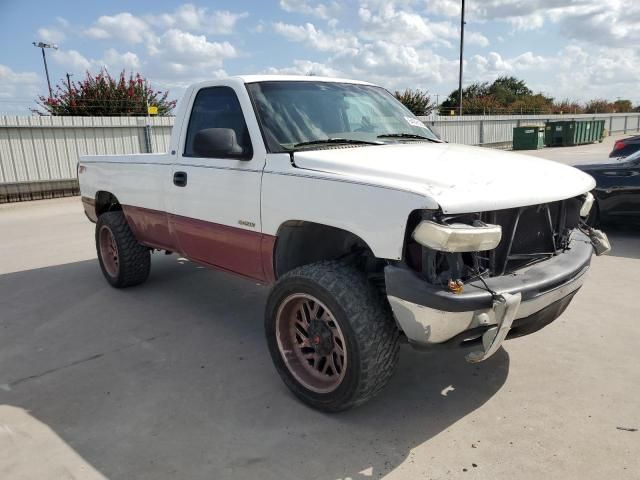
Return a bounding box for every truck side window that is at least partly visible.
[183,87,253,159]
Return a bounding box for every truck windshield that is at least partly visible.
[246,81,440,153]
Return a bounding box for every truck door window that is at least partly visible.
[183,86,253,159]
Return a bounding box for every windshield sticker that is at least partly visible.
[404,116,429,130]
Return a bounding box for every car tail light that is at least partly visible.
[613,140,625,151]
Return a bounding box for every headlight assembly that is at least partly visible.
[412,220,502,252]
[580,192,594,217]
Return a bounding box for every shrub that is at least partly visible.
[34,69,176,116]
[394,89,436,116]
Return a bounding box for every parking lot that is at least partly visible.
[1,138,639,479]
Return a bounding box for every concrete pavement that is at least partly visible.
[1,150,639,479]
[523,132,635,165]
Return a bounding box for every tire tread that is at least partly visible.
[96,211,150,288]
[269,261,400,411]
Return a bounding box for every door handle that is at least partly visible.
[173,171,187,187]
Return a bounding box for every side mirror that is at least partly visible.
[193,128,249,159]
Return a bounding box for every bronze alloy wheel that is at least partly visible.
[275,293,347,394]
[99,225,119,277]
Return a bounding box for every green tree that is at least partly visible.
[584,99,614,114]
[34,69,176,116]
[394,89,436,116]
[489,76,532,104]
[510,94,554,114]
[439,82,491,114]
[612,99,633,113]
[552,99,585,114]
[438,77,543,115]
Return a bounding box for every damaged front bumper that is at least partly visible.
[385,231,596,362]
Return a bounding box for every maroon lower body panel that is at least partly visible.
[171,213,276,283]
[122,204,276,284]
[122,205,175,252]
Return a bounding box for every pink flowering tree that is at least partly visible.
[33,69,176,116]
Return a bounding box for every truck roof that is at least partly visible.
[232,74,377,86]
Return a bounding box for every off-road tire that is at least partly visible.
[96,211,150,288]
[265,261,400,412]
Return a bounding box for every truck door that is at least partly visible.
[168,82,268,281]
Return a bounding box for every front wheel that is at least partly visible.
[265,261,400,412]
[96,211,150,288]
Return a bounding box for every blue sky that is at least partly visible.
[1,0,639,113]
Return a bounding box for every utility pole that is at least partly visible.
[457,0,466,116]
[65,73,73,92]
[32,42,58,98]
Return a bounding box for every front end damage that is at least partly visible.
[385,195,609,362]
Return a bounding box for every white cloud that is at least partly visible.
[0,64,39,98]
[358,5,459,48]
[335,42,459,86]
[76,5,244,87]
[264,59,343,77]
[468,45,640,102]
[471,51,548,76]
[279,0,340,20]
[35,17,70,45]
[8,0,640,112]
[102,49,141,71]
[147,4,248,34]
[145,29,238,83]
[149,29,237,65]
[0,65,40,114]
[51,49,93,72]
[273,22,359,52]
[425,0,461,17]
[467,31,490,47]
[506,12,545,31]
[422,0,640,46]
[36,27,65,44]
[252,21,266,33]
[84,13,151,43]
[51,48,142,75]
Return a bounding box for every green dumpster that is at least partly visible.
[545,119,606,146]
[513,125,545,150]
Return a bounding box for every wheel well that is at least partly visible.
[274,221,383,279]
[95,191,122,217]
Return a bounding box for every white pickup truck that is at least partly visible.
[79,75,609,411]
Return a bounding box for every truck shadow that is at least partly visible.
[0,255,509,480]
[601,223,640,260]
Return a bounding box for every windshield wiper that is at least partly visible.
[293,138,381,149]
[377,133,441,142]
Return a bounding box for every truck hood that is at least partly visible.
[293,142,596,214]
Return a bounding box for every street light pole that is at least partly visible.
[32,42,58,98]
[457,0,466,116]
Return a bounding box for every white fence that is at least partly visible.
[1,112,640,202]
[420,112,640,148]
[0,116,173,202]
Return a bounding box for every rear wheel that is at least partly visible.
[96,211,150,288]
[265,261,400,412]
